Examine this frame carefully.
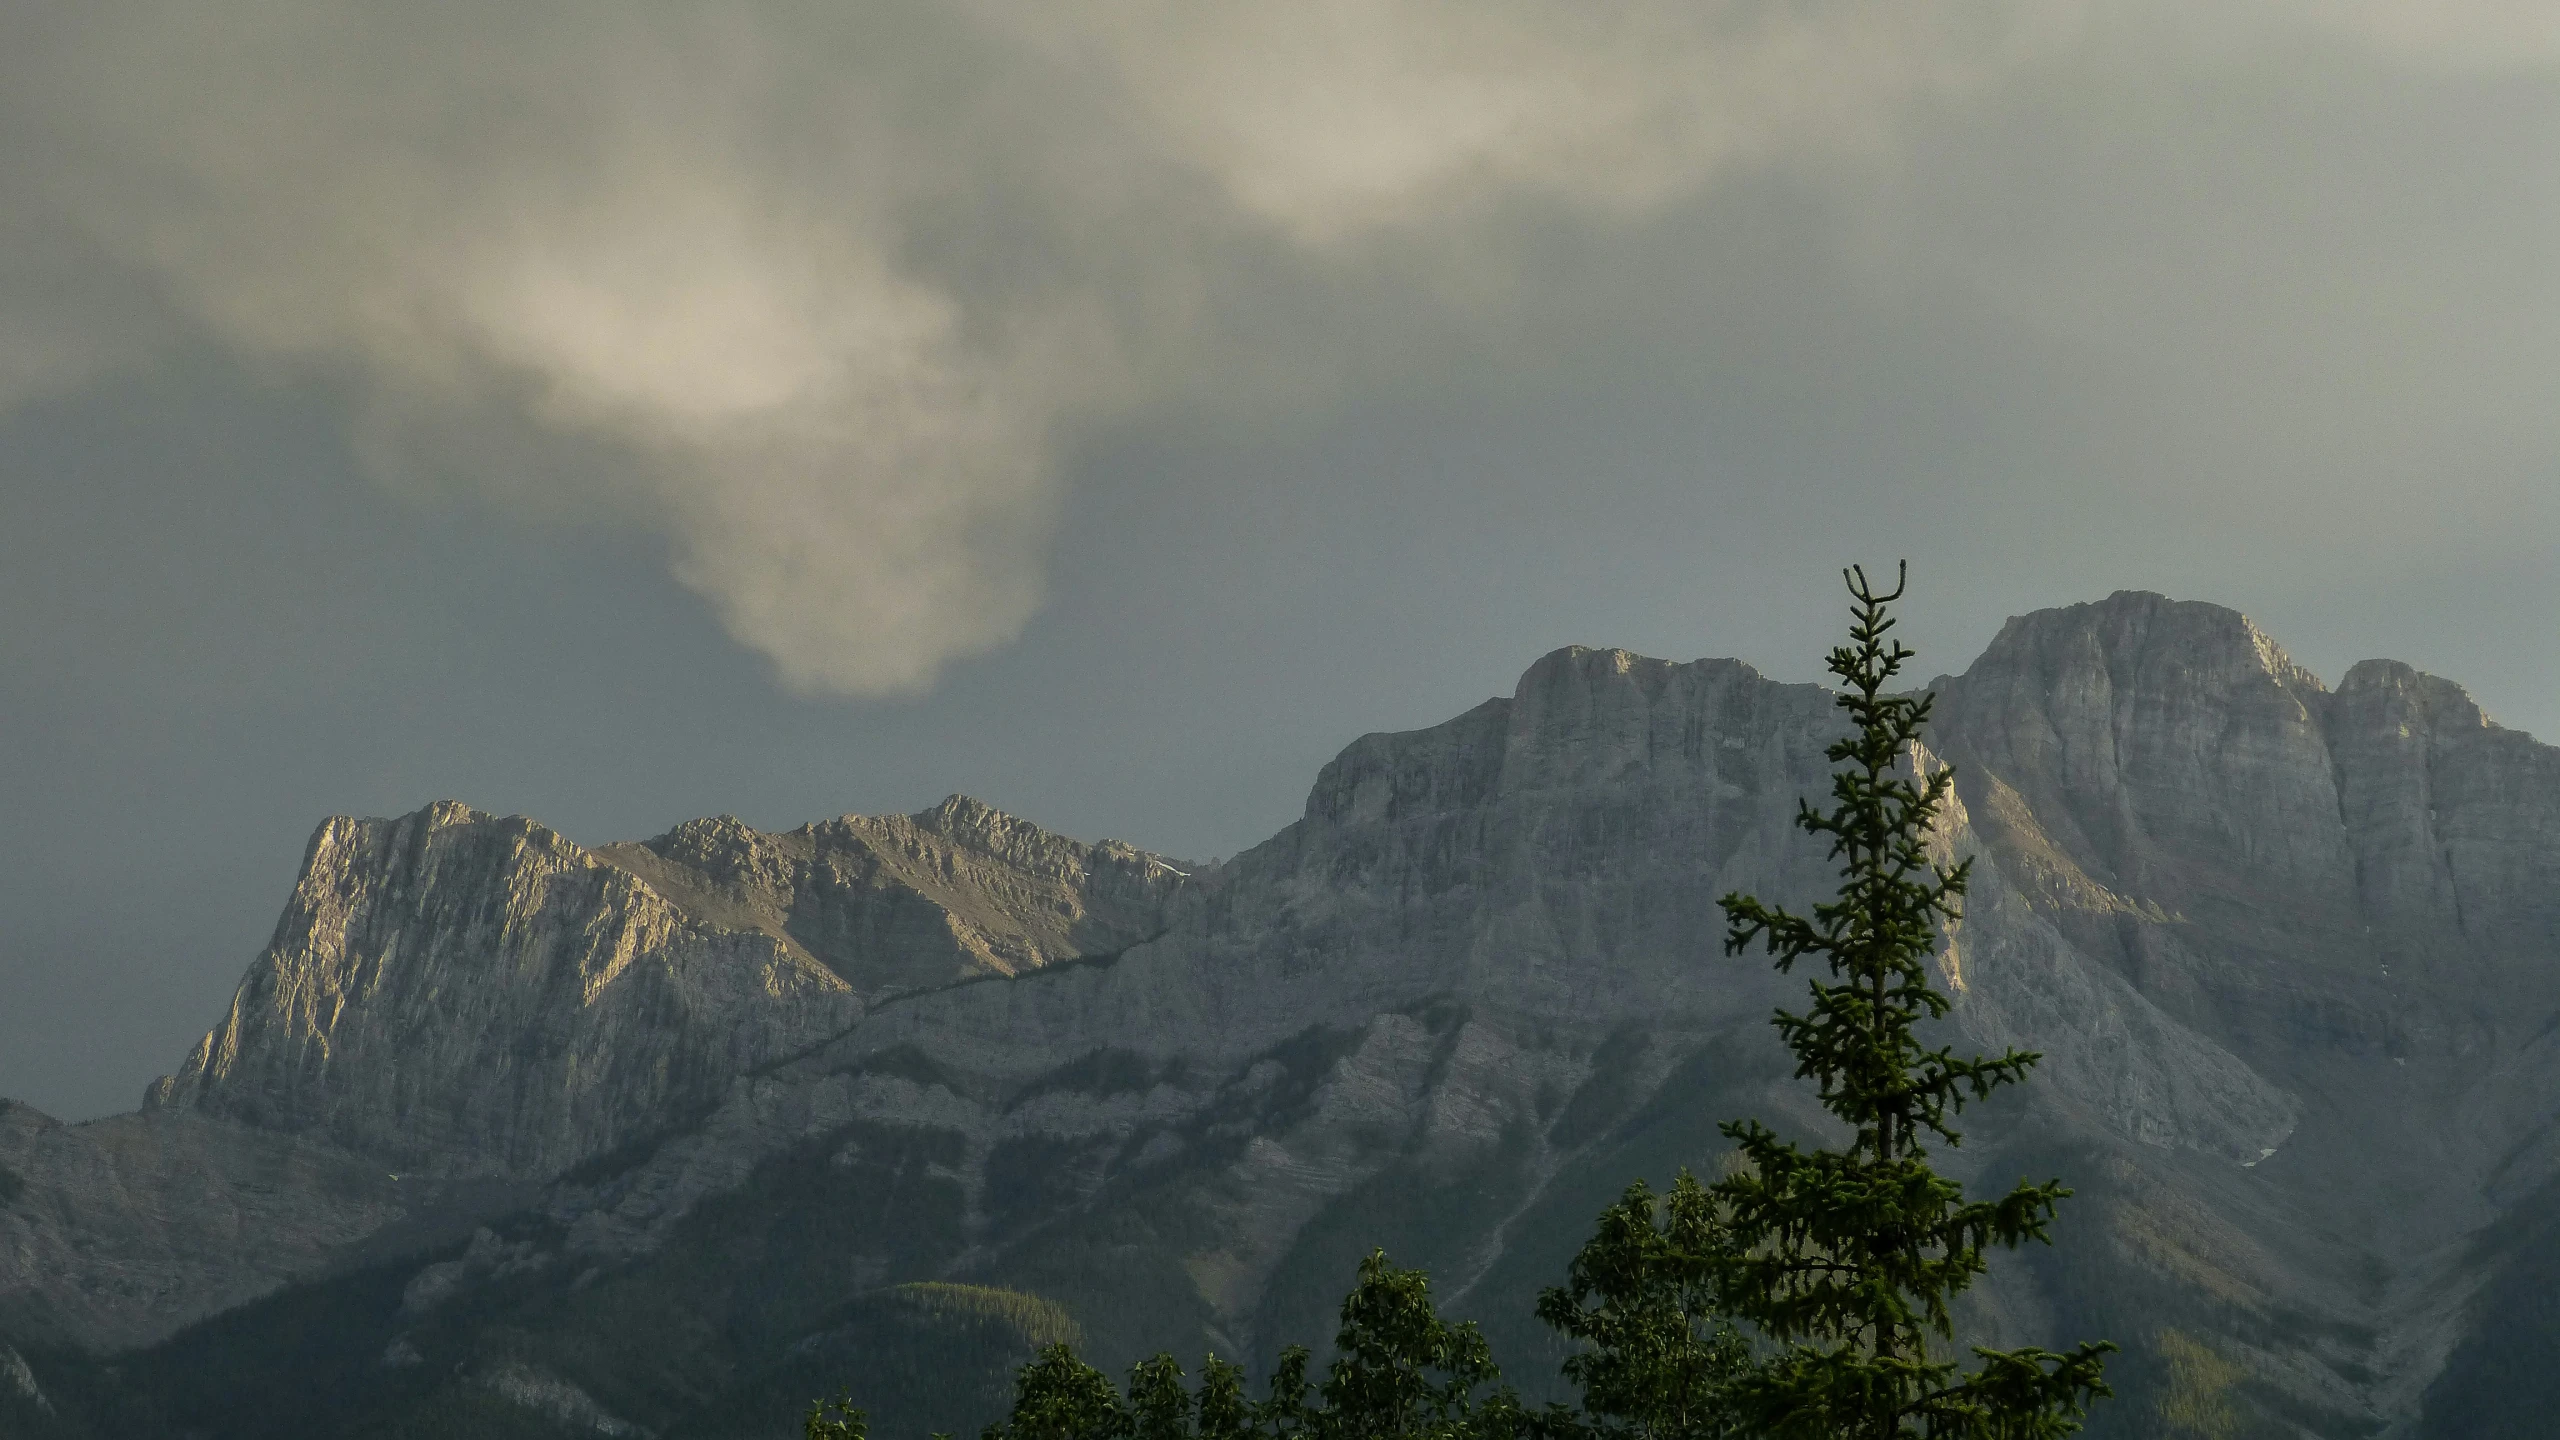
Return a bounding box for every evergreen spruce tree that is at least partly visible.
[1710,564,2112,1439]
[845,562,2111,1440]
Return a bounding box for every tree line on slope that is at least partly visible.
[814,567,2114,1440]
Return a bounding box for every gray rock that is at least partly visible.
[0,1098,406,1350]
[144,802,864,1179]
[1,795,1179,1349]
[6,590,2559,1436]
[475,1359,651,1436]
[400,1225,552,1315]
[0,1341,53,1415]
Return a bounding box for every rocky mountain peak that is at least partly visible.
[143,801,859,1177]
[911,792,1017,839]
[11,594,2560,1438]
[1959,590,2328,707]
[1929,592,2351,916]
[132,795,1186,1184]
[895,792,1180,886]
[1304,645,1819,835]
[2336,657,2494,734]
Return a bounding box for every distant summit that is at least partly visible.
[4,593,2557,1438]
[145,796,1186,1182]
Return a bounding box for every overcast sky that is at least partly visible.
[3,2,2555,1120]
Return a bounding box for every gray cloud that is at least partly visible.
[0,1,2551,694]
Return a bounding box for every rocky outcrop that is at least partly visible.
[472,1360,650,1437]
[2326,657,2560,983]
[777,643,2296,1163]
[535,601,2539,1433]
[138,797,1185,1184]
[1932,595,2560,1174]
[0,797,1182,1352]
[593,795,1185,996]
[142,802,863,1179]
[0,1098,406,1350]
[511,632,2309,1389]
[1932,595,2560,1045]
[0,1339,56,1426]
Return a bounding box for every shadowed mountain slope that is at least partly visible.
[2,591,2555,1438]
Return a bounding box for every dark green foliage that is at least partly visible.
[891,1283,1086,1352]
[1196,1356,1253,1440]
[901,566,2113,1440]
[1535,1174,1751,1440]
[982,1253,1515,1440]
[0,1160,24,1206]
[1255,1346,1314,1439]
[1317,1251,1510,1438]
[807,1393,870,1440]
[105,1238,426,1436]
[2419,1164,2560,1438]
[991,1345,1133,1440]
[721,1276,1078,1438]
[986,1134,1119,1225]
[1710,564,2113,1439]
[1450,1034,1796,1408]
[1132,1353,1195,1440]
[1021,1048,1174,1103]
[1251,1106,1541,1373]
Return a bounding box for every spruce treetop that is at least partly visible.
[1711,563,2112,1440]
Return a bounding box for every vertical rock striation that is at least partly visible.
[593,795,1185,996]
[144,803,862,1178]
[139,797,1184,1183]
[5,590,2558,1439]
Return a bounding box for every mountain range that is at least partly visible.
[4,590,2557,1438]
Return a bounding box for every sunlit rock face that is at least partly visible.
[5,591,2559,1439]
[141,802,864,1180]
[1,795,1184,1350]
[593,795,1188,996]
[1932,595,2560,1193]
[513,612,2330,1387]
[1930,593,2560,1061]
[135,796,1187,1185]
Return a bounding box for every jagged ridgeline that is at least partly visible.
[5,592,2560,1437]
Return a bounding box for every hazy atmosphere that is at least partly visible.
[3,1,2556,1121]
